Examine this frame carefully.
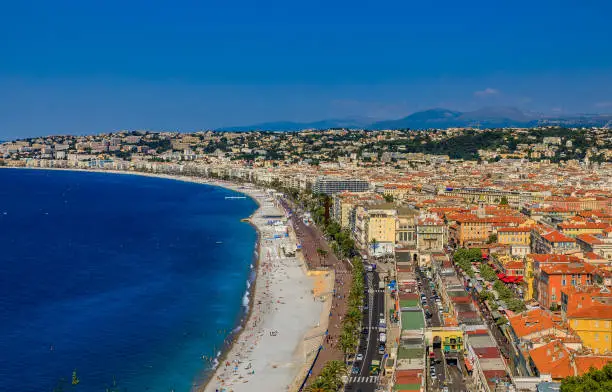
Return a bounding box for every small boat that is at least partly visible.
[225,196,246,200]
[216,241,223,244]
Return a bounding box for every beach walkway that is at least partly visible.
[280,198,353,384]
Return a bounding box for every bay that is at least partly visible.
[0,169,257,391]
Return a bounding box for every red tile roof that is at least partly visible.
[576,233,604,245]
[540,262,598,275]
[541,231,576,243]
[529,340,574,379]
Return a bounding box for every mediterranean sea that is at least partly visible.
[0,169,258,391]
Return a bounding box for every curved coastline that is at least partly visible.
[0,166,263,390]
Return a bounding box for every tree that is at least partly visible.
[496,316,508,326]
[561,363,612,392]
[479,264,498,282]
[339,329,358,362]
[383,194,394,203]
[487,233,498,244]
[304,377,335,392]
[500,196,509,205]
[370,238,379,255]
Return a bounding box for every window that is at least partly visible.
[574,320,579,327]
[594,333,599,341]
[594,321,599,328]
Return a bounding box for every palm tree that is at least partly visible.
[322,360,347,389]
[370,238,378,256]
[304,376,334,392]
[339,329,358,362]
[345,307,361,325]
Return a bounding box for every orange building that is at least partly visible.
[537,262,598,309]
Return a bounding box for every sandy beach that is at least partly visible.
[202,189,325,392]
[1,167,328,392]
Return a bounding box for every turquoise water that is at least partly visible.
[0,169,258,391]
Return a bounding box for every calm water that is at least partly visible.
[0,169,258,391]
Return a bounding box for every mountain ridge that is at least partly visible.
[216,107,612,131]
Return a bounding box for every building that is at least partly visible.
[558,221,609,237]
[354,203,397,256]
[531,230,578,255]
[313,176,370,195]
[448,210,524,247]
[396,207,418,247]
[561,285,612,354]
[416,213,447,253]
[575,231,612,261]
[537,262,598,308]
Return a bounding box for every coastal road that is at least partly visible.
[345,270,384,392]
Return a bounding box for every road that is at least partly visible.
[345,270,385,392]
[417,267,468,392]
[416,268,442,327]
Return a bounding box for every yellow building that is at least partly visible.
[558,221,608,238]
[498,227,532,245]
[382,183,413,201]
[355,203,397,255]
[563,286,612,354]
[567,316,612,354]
[524,257,535,301]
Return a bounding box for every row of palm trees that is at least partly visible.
[304,360,348,392]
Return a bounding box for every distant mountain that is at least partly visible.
[370,108,462,130]
[216,116,377,132]
[217,107,612,131]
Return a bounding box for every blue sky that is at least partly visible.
[1,0,611,138]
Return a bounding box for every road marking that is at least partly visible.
[348,375,379,383]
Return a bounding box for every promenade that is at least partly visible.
[279,198,353,382]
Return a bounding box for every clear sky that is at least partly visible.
[1,0,611,138]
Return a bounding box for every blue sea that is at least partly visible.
[0,169,258,391]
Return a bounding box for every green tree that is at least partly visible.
[383,194,394,203]
[500,196,509,205]
[561,363,612,392]
[496,316,508,326]
[304,377,335,392]
[479,264,498,282]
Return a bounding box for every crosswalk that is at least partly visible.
[347,375,379,383]
[367,289,385,293]
[363,326,384,331]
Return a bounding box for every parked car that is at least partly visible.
[352,366,360,375]
[356,353,364,361]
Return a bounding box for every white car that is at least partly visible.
[355,353,364,361]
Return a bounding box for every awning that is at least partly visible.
[497,273,523,283]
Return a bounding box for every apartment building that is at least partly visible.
[313,176,370,195]
[561,285,612,354]
[531,230,578,255]
[537,262,597,308]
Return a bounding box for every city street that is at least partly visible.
[345,270,385,392]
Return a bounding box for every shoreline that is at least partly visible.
[1,166,324,392]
